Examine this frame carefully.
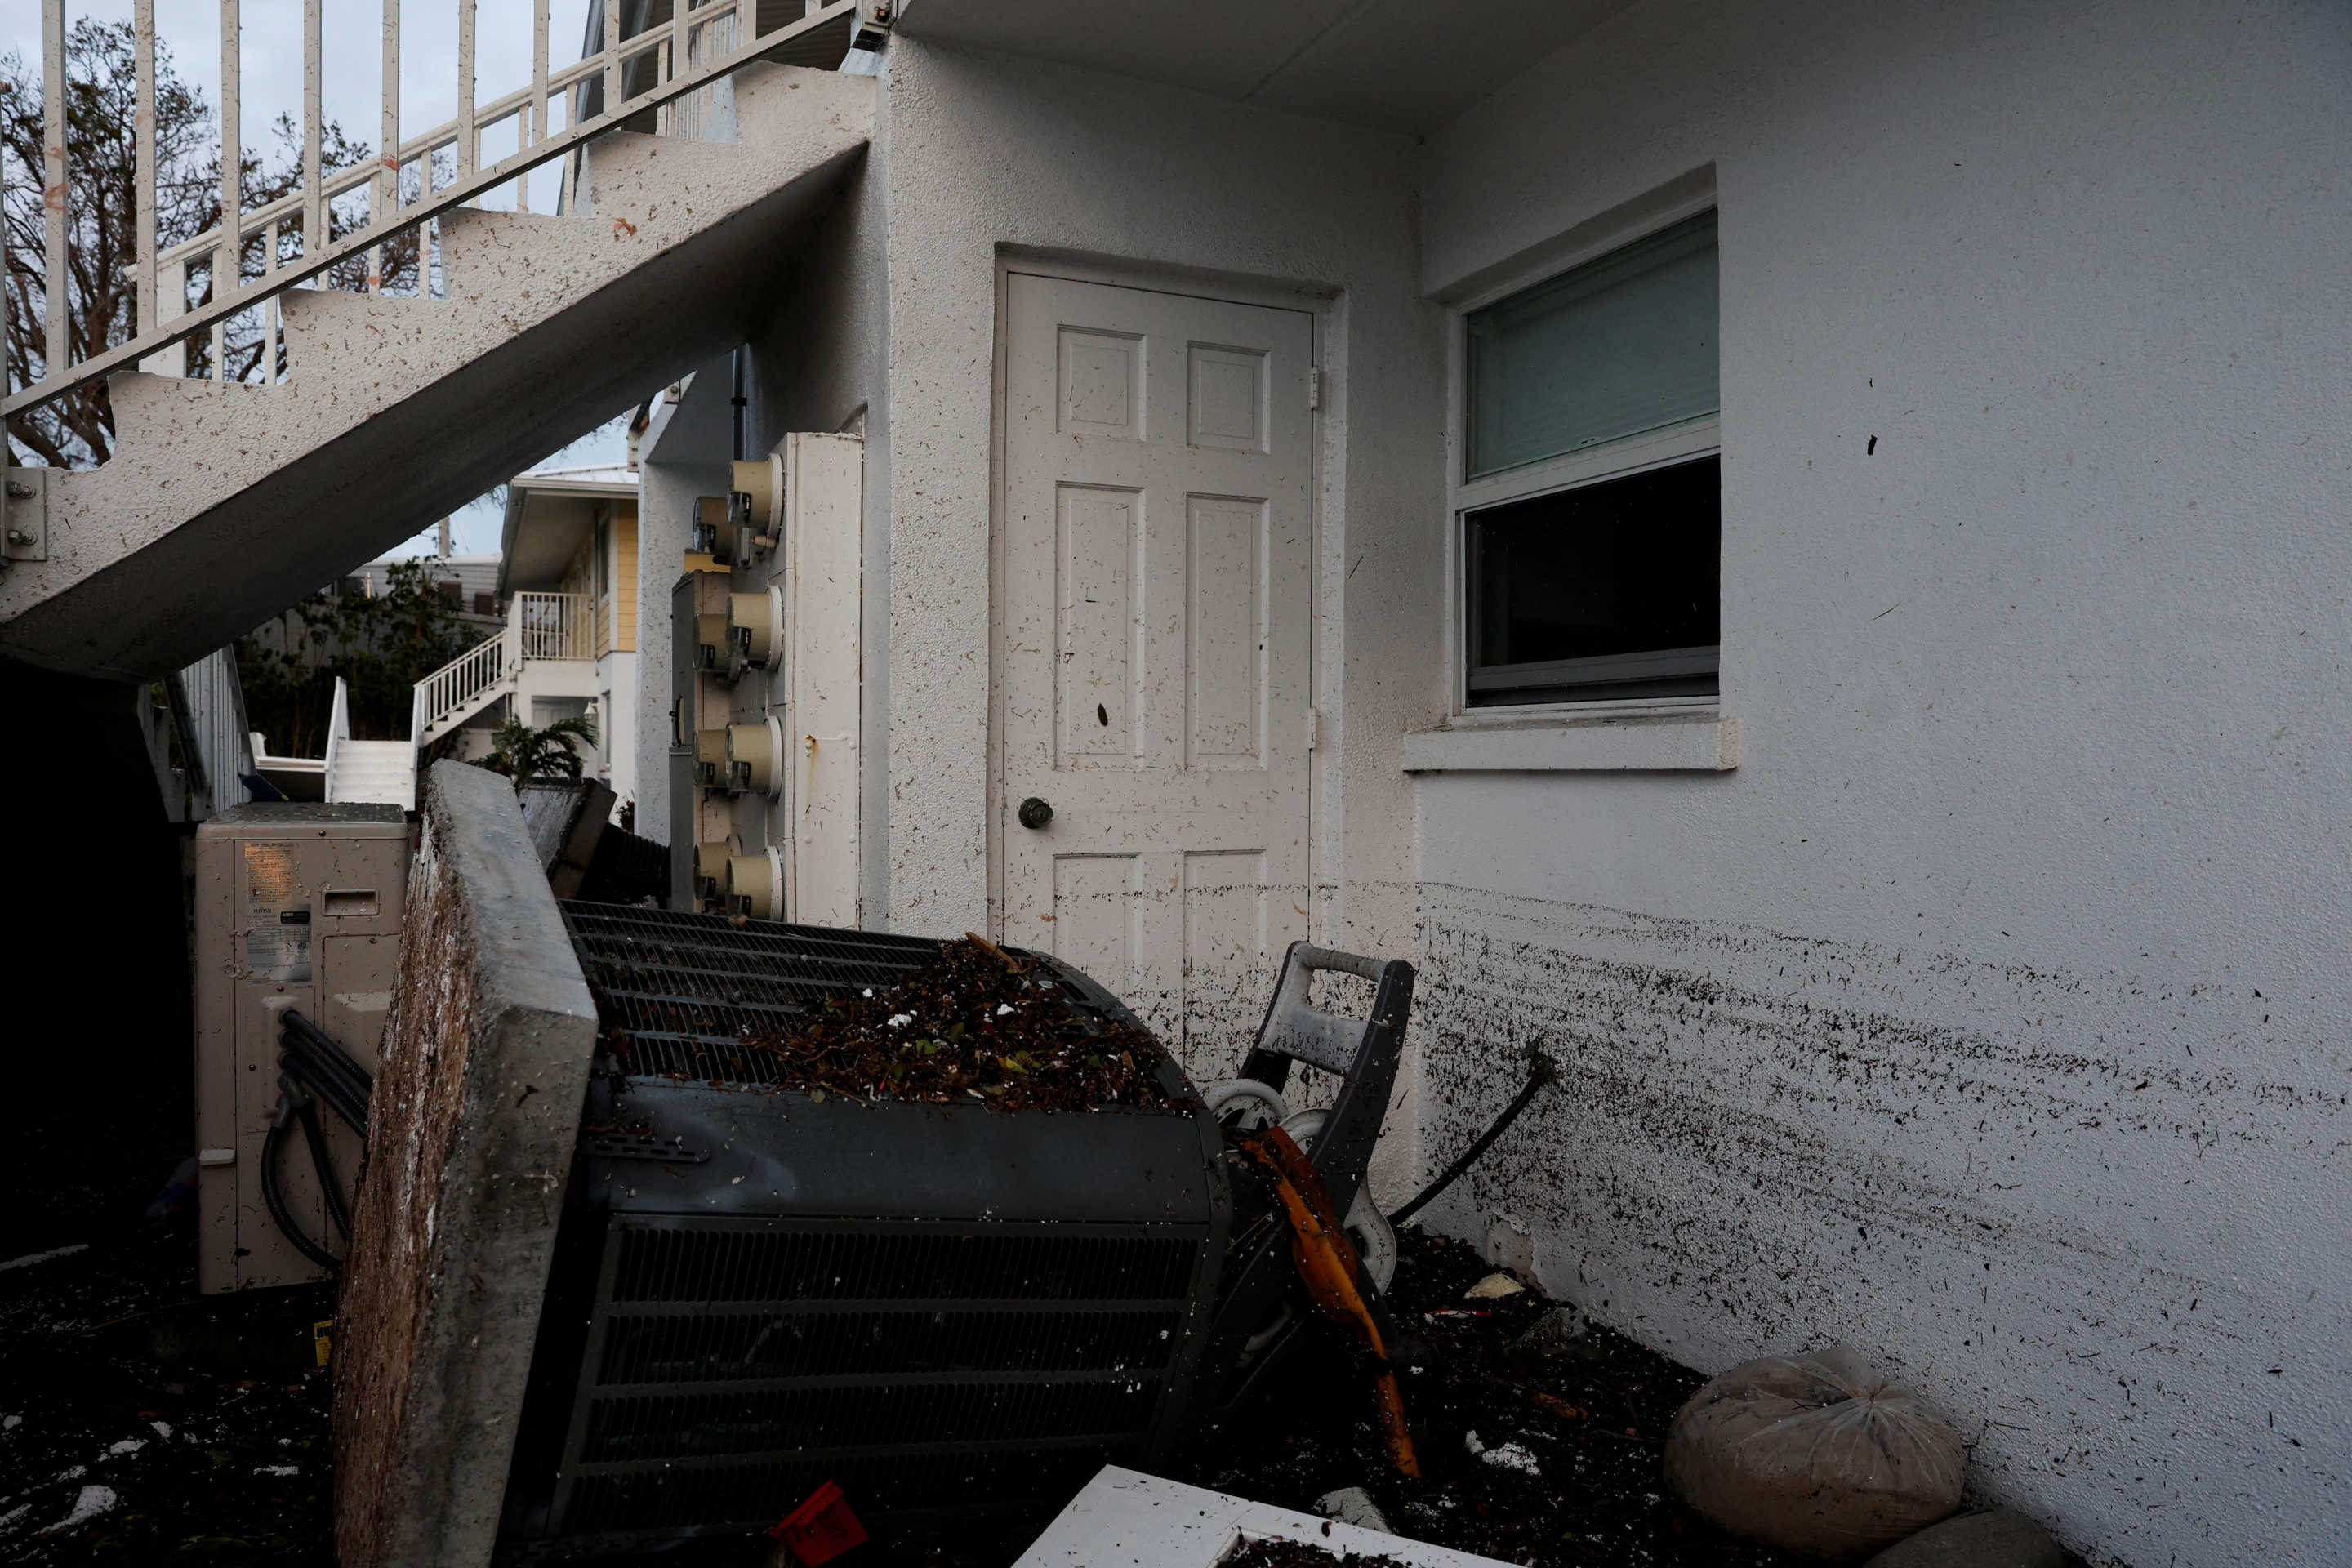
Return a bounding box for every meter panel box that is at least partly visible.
[669,568,734,908]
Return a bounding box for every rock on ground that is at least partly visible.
[1510,1304,1592,1357]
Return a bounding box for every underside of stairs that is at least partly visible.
[0,63,871,683]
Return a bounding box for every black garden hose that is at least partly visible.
[1386,1044,1556,1227]
[259,1009,373,1272]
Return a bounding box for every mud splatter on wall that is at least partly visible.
[1414,884,2348,1566]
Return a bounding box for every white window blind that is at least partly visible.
[1464,210,1719,481]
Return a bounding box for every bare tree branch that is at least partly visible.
[1,20,416,468]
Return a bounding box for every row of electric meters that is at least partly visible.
[670,434,865,928]
[675,456,787,920]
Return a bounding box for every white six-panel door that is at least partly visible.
[1000,273,1315,1078]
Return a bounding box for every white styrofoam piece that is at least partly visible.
[1013,1466,1518,1568]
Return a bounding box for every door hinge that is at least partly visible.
[1305,707,1322,751]
[1307,367,1322,412]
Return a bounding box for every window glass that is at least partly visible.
[1465,211,1718,480]
[1465,455,1719,706]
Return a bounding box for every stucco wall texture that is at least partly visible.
[1411,2,2352,1564]
[704,6,2347,1561]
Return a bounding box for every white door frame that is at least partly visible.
[987,251,1335,956]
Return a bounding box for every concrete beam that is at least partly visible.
[332,760,597,1568]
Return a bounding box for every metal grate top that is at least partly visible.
[557,902,1135,1085]
[560,902,947,1080]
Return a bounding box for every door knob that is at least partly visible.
[1018,796,1054,831]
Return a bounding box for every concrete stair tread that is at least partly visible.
[329,737,418,808]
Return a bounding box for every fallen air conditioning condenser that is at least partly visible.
[496,902,1233,1557]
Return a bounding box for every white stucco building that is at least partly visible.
[625,7,2351,1564]
[1,2,2342,1561]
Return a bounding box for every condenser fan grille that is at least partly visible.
[550,1218,1205,1538]
[608,1220,1200,1303]
[511,904,1227,1552]
[562,1445,1112,1537]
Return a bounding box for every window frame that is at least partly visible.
[1445,197,1722,721]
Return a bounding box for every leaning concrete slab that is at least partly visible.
[333,760,598,1568]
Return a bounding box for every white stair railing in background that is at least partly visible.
[4,0,879,423]
[413,625,514,743]
[409,590,593,746]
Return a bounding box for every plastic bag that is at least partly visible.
[1664,1345,1966,1561]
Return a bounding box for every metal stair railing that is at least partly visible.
[2,0,883,423]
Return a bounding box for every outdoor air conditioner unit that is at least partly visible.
[192,803,412,1293]
[497,902,1228,1559]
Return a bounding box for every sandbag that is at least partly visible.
[1862,1508,2075,1568]
[1664,1344,1966,1561]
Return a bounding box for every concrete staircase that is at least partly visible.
[0,63,871,684]
[328,740,422,811]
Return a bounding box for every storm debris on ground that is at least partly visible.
[1171,1229,1820,1568]
[0,1125,333,1567]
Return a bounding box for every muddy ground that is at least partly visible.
[2,1156,1797,1568]
[2,1066,1974,1568]
[0,1122,332,1567]
[1165,1228,1812,1568]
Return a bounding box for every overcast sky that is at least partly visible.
[1,0,630,555]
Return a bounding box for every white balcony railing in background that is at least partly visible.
[514,590,591,662]
[4,0,873,425]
